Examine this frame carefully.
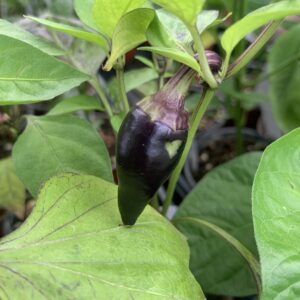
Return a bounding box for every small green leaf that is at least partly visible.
[135,55,155,68]
[74,0,98,30]
[48,95,104,115]
[0,36,88,105]
[0,173,204,299]
[175,153,262,296]
[152,0,205,26]
[269,24,300,132]
[12,114,113,197]
[0,157,26,219]
[253,129,300,299]
[196,10,219,34]
[110,112,126,133]
[221,0,300,57]
[0,19,63,56]
[104,8,155,71]
[93,0,146,37]
[27,16,109,52]
[139,46,201,73]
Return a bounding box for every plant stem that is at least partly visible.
[172,217,262,296]
[116,57,130,113]
[162,88,215,216]
[89,78,113,118]
[226,20,282,79]
[189,26,218,89]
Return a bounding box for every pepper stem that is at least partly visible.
[159,65,196,102]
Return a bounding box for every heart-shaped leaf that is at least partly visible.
[104,8,155,71]
[0,19,63,56]
[253,129,300,299]
[175,153,262,296]
[0,157,26,219]
[0,36,88,105]
[12,114,113,197]
[0,173,204,299]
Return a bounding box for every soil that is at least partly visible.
[191,131,270,182]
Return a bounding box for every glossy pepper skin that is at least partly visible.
[117,50,221,225]
[117,108,188,225]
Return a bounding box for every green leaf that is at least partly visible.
[269,24,300,132]
[196,10,219,34]
[12,114,113,197]
[152,0,205,26]
[110,112,126,133]
[108,67,158,100]
[173,217,261,294]
[74,0,98,31]
[48,95,104,115]
[27,16,109,52]
[139,46,201,73]
[68,39,106,75]
[253,129,300,300]
[0,173,204,299]
[175,153,262,296]
[104,8,155,71]
[93,0,146,37]
[146,11,178,48]
[135,55,155,69]
[0,19,63,56]
[154,9,190,45]
[221,0,300,57]
[0,157,26,219]
[0,36,88,105]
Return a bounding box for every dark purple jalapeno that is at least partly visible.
[117,50,221,225]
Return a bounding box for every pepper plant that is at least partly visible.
[0,0,300,299]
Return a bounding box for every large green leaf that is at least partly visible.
[175,152,261,296]
[269,24,300,132]
[48,95,104,115]
[253,129,300,300]
[0,157,26,219]
[152,0,205,26]
[74,0,98,31]
[0,36,88,105]
[0,173,204,299]
[139,46,201,73]
[93,0,146,37]
[221,0,300,57]
[104,8,155,71]
[27,16,109,52]
[12,114,113,197]
[0,19,63,56]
